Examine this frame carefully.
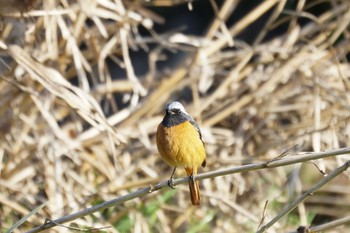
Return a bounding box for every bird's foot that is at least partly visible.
[167,167,177,189]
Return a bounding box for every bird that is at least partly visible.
[156,101,206,205]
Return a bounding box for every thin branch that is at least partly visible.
[25,147,350,233]
[6,202,48,233]
[197,147,350,181]
[256,160,350,233]
[287,216,350,233]
[257,200,269,231]
[42,218,111,232]
[309,215,350,232]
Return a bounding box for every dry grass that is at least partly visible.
[1,0,350,232]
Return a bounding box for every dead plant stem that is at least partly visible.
[25,147,350,233]
[257,160,350,233]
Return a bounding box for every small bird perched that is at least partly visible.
[156,101,206,205]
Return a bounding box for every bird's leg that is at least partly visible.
[168,167,177,189]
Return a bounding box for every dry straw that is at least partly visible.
[1,0,350,232]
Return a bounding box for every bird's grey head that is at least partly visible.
[165,101,189,115]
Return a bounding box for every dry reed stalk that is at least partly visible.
[1,0,350,232]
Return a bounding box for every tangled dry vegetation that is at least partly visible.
[1,0,350,232]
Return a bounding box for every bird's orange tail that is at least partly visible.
[189,179,200,205]
[185,167,200,205]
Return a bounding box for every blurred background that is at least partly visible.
[1,0,350,232]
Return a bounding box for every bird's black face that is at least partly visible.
[162,101,193,127]
[163,108,188,127]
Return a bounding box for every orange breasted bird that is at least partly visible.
[156,101,206,205]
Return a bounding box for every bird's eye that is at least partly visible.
[167,108,180,115]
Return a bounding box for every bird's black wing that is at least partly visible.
[191,119,203,142]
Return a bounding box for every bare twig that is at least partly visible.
[288,215,350,233]
[6,202,47,233]
[42,218,111,232]
[257,200,269,231]
[310,215,350,232]
[25,147,350,233]
[256,160,350,233]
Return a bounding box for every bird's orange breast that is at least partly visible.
[156,121,206,169]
